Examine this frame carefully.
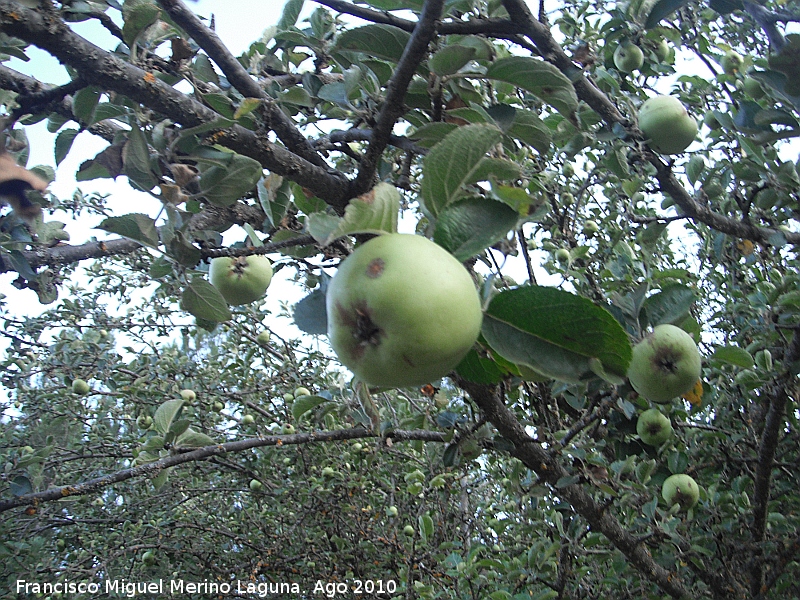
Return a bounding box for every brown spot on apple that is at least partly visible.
[366,258,385,279]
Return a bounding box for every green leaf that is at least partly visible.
[306,181,399,246]
[486,57,578,118]
[481,286,632,383]
[643,0,691,28]
[641,285,698,327]
[468,157,522,185]
[508,110,552,154]
[433,196,519,261]
[180,278,232,323]
[429,45,477,76]
[454,347,507,385]
[409,122,459,148]
[123,123,158,190]
[153,399,183,435]
[293,286,328,335]
[54,128,79,166]
[711,345,755,369]
[71,86,101,125]
[97,213,159,248]
[421,123,503,217]
[278,0,305,29]
[10,475,32,497]
[418,514,434,543]
[292,394,328,421]
[122,1,161,46]
[198,152,263,207]
[334,25,411,64]
[175,428,216,449]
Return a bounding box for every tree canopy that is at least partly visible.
[1,0,799,598]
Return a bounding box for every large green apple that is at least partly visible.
[627,324,701,403]
[662,473,700,511]
[638,95,698,155]
[326,233,483,388]
[209,255,273,305]
[614,43,644,73]
[636,408,673,446]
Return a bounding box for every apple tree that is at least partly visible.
[0,0,799,598]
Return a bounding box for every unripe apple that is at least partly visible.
[249,479,263,492]
[721,50,743,75]
[293,386,311,397]
[387,505,398,517]
[212,401,225,412]
[662,473,700,510]
[403,525,415,536]
[743,76,765,99]
[614,43,644,73]
[583,220,600,237]
[638,95,698,155]
[321,466,335,478]
[72,379,90,395]
[636,408,673,446]
[136,415,153,430]
[627,324,702,403]
[555,248,571,263]
[326,234,483,388]
[142,550,156,566]
[209,255,273,306]
[241,414,255,425]
[256,330,271,346]
[560,191,575,206]
[180,389,196,403]
[653,38,670,62]
[281,423,296,434]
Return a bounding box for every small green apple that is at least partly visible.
[721,50,743,76]
[627,324,702,403]
[72,379,90,395]
[56,538,66,551]
[614,43,644,73]
[241,414,255,425]
[281,423,296,434]
[628,324,702,404]
[209,255,273,306]
[636,408,673,446]
[21,445,34,454]
[403,525,415,536]
[662,473,700,510]
[321,466,335,478]
[638,95,698,155]
[256,330,271,346]
[653,38,670,62]
[142,550,156,566]
[136,415,153,430]
[293,386,311,397]
[743,76,765,99]
[326,233,483,388]
[212,401,225,412]
[560,191,575,206]
[555,248,571,263]
[180,389,196,403]
[583,220,600,237]
[249,479,263,492]
[387,505,398,517]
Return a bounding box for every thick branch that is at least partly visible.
[457,376,692,600]
[350,0,446,196]
[0,427,446,513]
[749,325,800,596]
[155,0,328,169]
[0,2,350,208]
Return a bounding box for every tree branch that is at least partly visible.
[155,0,328,169]
[456,376,693,600]
[350,0,446,196]
[0,427,446,513]
[0,1,351,208]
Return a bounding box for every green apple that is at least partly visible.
[627,324,702,403]
[142,550,156,566]
[180,389,196,403]
[212,401,225,412]
[614,43,644,73]
[583,220,600,237]
[636,408,673,446]
[209,255,273,306]
[662,473,700,510]
[72,379,90,395]
[281,423,296,434]
[387,505,398,517]
[241,414,255,425]
[555,248,571,263]
[321,466,335,478]
[560,191,575,206]
[653,38,670,62]
[294,386,311,397]
[403,525,415,536]
[638,95,697,155]
[136,415,153,430]
[249,479,263,492]
[743,76,765,99]
[256,330,271,346]
[326,233,483,388]
[721,50,743,76]
[282,393,294,403]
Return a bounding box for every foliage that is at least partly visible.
[0,0,799,598]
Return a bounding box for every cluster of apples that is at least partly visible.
[629,324,703,511]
